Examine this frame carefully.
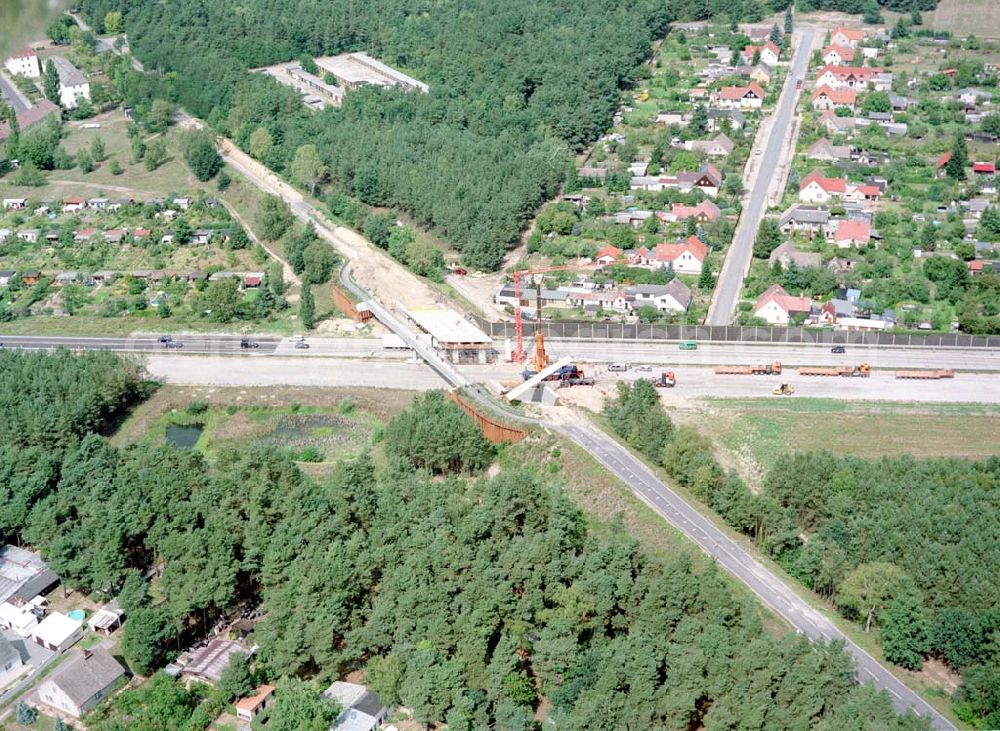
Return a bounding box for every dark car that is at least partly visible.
[240,339,259,349]
[830,345,846,354]
[452,267,467,276]
[158,334,172,343]
[164,341,184,349]
[294,341,310,350]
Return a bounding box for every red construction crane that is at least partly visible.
[508,259,625,365]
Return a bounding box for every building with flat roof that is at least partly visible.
[0,545,58,606]
[182,638,250,685]
[399,306,497,364]
[315,53,428,93]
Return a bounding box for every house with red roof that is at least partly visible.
[934,151,953,177]
[741,40,780,66]
[61,196,86,213]
[754,284,813,325]
[830,27,867,48]
[811,85,857,111]
[0,100,59,145]
[799,171,847,204]
[594,245,623,266]
[834,220,872,248]
[659,200,722,223]
[73,229,96,243]
[973,161,996,176]
[815,65,881,90]
[968,260,985,275]
[4,49,40,78]
[630,236,708,274]
[822,45,857,66]
[235,685,275,723]
[718,82,765,109]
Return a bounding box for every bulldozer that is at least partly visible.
[772,383,795,396]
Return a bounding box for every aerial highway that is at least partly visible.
[707,28,817,326]
[0,334,282,355]
[558,419,954,729]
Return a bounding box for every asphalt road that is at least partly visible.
[558,420,954,729]
[0,334,281,355]
[0,72,29,114]
[707,28,816,326]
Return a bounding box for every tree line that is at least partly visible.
[0,353,925,729]
[605,380,1000,727]
[76,0,778,269]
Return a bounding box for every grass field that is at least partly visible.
[681,398,1000,487]
[931,0,1000,38]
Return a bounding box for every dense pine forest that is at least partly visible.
[0,352,927,729]
[606,380,1000,728]
[73,0,781,269]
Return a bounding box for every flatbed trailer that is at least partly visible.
[799,363,870,377]
[895,369,955,379]
[715,361,782,375]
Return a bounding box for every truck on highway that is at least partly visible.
[650,370,676,388]
[715,361,782,375]
[798,363,870,377]
[382,333,412,351]
[895,369,955,379]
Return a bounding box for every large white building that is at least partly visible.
[4,49,40,78]
[50,56,90,109]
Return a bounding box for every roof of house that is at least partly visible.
[88,599,124,631]
[34,611,83,647]
[817,64,881,79]
[855,184,882,197]
[720,82,765,100]
[43,649,125,707]
[324,682,386,718]
[236,684,276,713]
[780,205,830,226]
[832,27,867,41]
[801,171,847,194]
[595,245,623,260]
[8,48,37,59]
[812,85,857,105]
[835,220,871,242]
[769,242,822,268]
[0,633,20,669]
[50,56,87,87]
[973,161,996,173]
[0,100,60,143]
[755,284,812,314]
[0,545,58,605]
[823,44,857,61]
[807,138,851,159]
[183,639,250,684]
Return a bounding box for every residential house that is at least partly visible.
[0,100,60,145]
[963,198,990,219]
[631,162,722,197]
[768,241,822,269]
[741,40,780,66]
[173,197,192,211]
[74,229,96,243]
[103,229,125,244]
[578,164,608,180]
[87,197,108,210]
[749,62,773,86]
[609,210,654,227]
[182,638,251,685]
[780,205,830,239]
[799,171,847,204]
[745,26,772,42]
[33,611,84,652]
[0,602,38,637]
[133,228,151,241]
[687,87,709,102]
[17,229,40,243]
[834,219,872,248]
[243,273,264,288]
[44,230,59,243]
[718,82,765,109]
[815,65,881,90]
[37,648,126,719]
[957,88,993,106]
[630,236,708,274]
[51,56,90,109]
[55,272,79,285]
[706,108,746,132]
[62,197,86,213]
[660,200,721,223]
[889,93,912,112]
[684,133,734,156]
[0,634,24,688]
[594,246,623,266]
[628,279,693,314]
[4,49,40,78]
[655,111,688,126]
[754,284,813,325]
[236,685,276,723]
[872,72,894,92]
[2,198,26,210]
[324,682,391,731]
[811,85,857,111]
[830,27,867,48]
[21,271,41,285]
[628,161,649,177]
[818,110,857,136]
[973,161,996,177]
[807,138,850,161]
[190,229,214,245]
[822,45,857,66]
[851,148,889,167]
[91,271,116,285]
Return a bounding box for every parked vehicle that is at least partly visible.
[607,362,629,372]
[452,267,467,276]
[158,334,172,343]
[772,383,795,396]
[895,369,954,379]
[651,370,676,388]
[164,341,184,349]
[715,361,782,375]
[799,363,869,377]
[678,341,697,350]
[634,365,652,372]
[240,339,259,349]
[830,345,846,354]
[294,341,310,350]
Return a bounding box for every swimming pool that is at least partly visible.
[67,609,85,621]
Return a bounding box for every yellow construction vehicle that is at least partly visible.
[772,383,795,396]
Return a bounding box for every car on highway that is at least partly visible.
[164,341,184,349]
[240,339,259,349]
[634,365,652,372]
[294,341,310,349]
[158,334,172,343]
[290,334,305,342]
[830,345,846,354]
[678,340,698,350]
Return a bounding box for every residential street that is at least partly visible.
[706,28,817,326]
[0,71,29,114]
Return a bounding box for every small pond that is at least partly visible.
[166,425,204,449]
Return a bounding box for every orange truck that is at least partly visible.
[895,369,955,379]
[798,363,870,377]
[714,361,782,375]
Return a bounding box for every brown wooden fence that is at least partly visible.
[331,284,372,322]
[447,391,528,444]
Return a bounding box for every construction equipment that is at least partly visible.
[522,363,587,382]
[651,370,676,388]
[772,383,795,396]
[895,369,955,379]
[798,363,870,377]
[715,361,782,375]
